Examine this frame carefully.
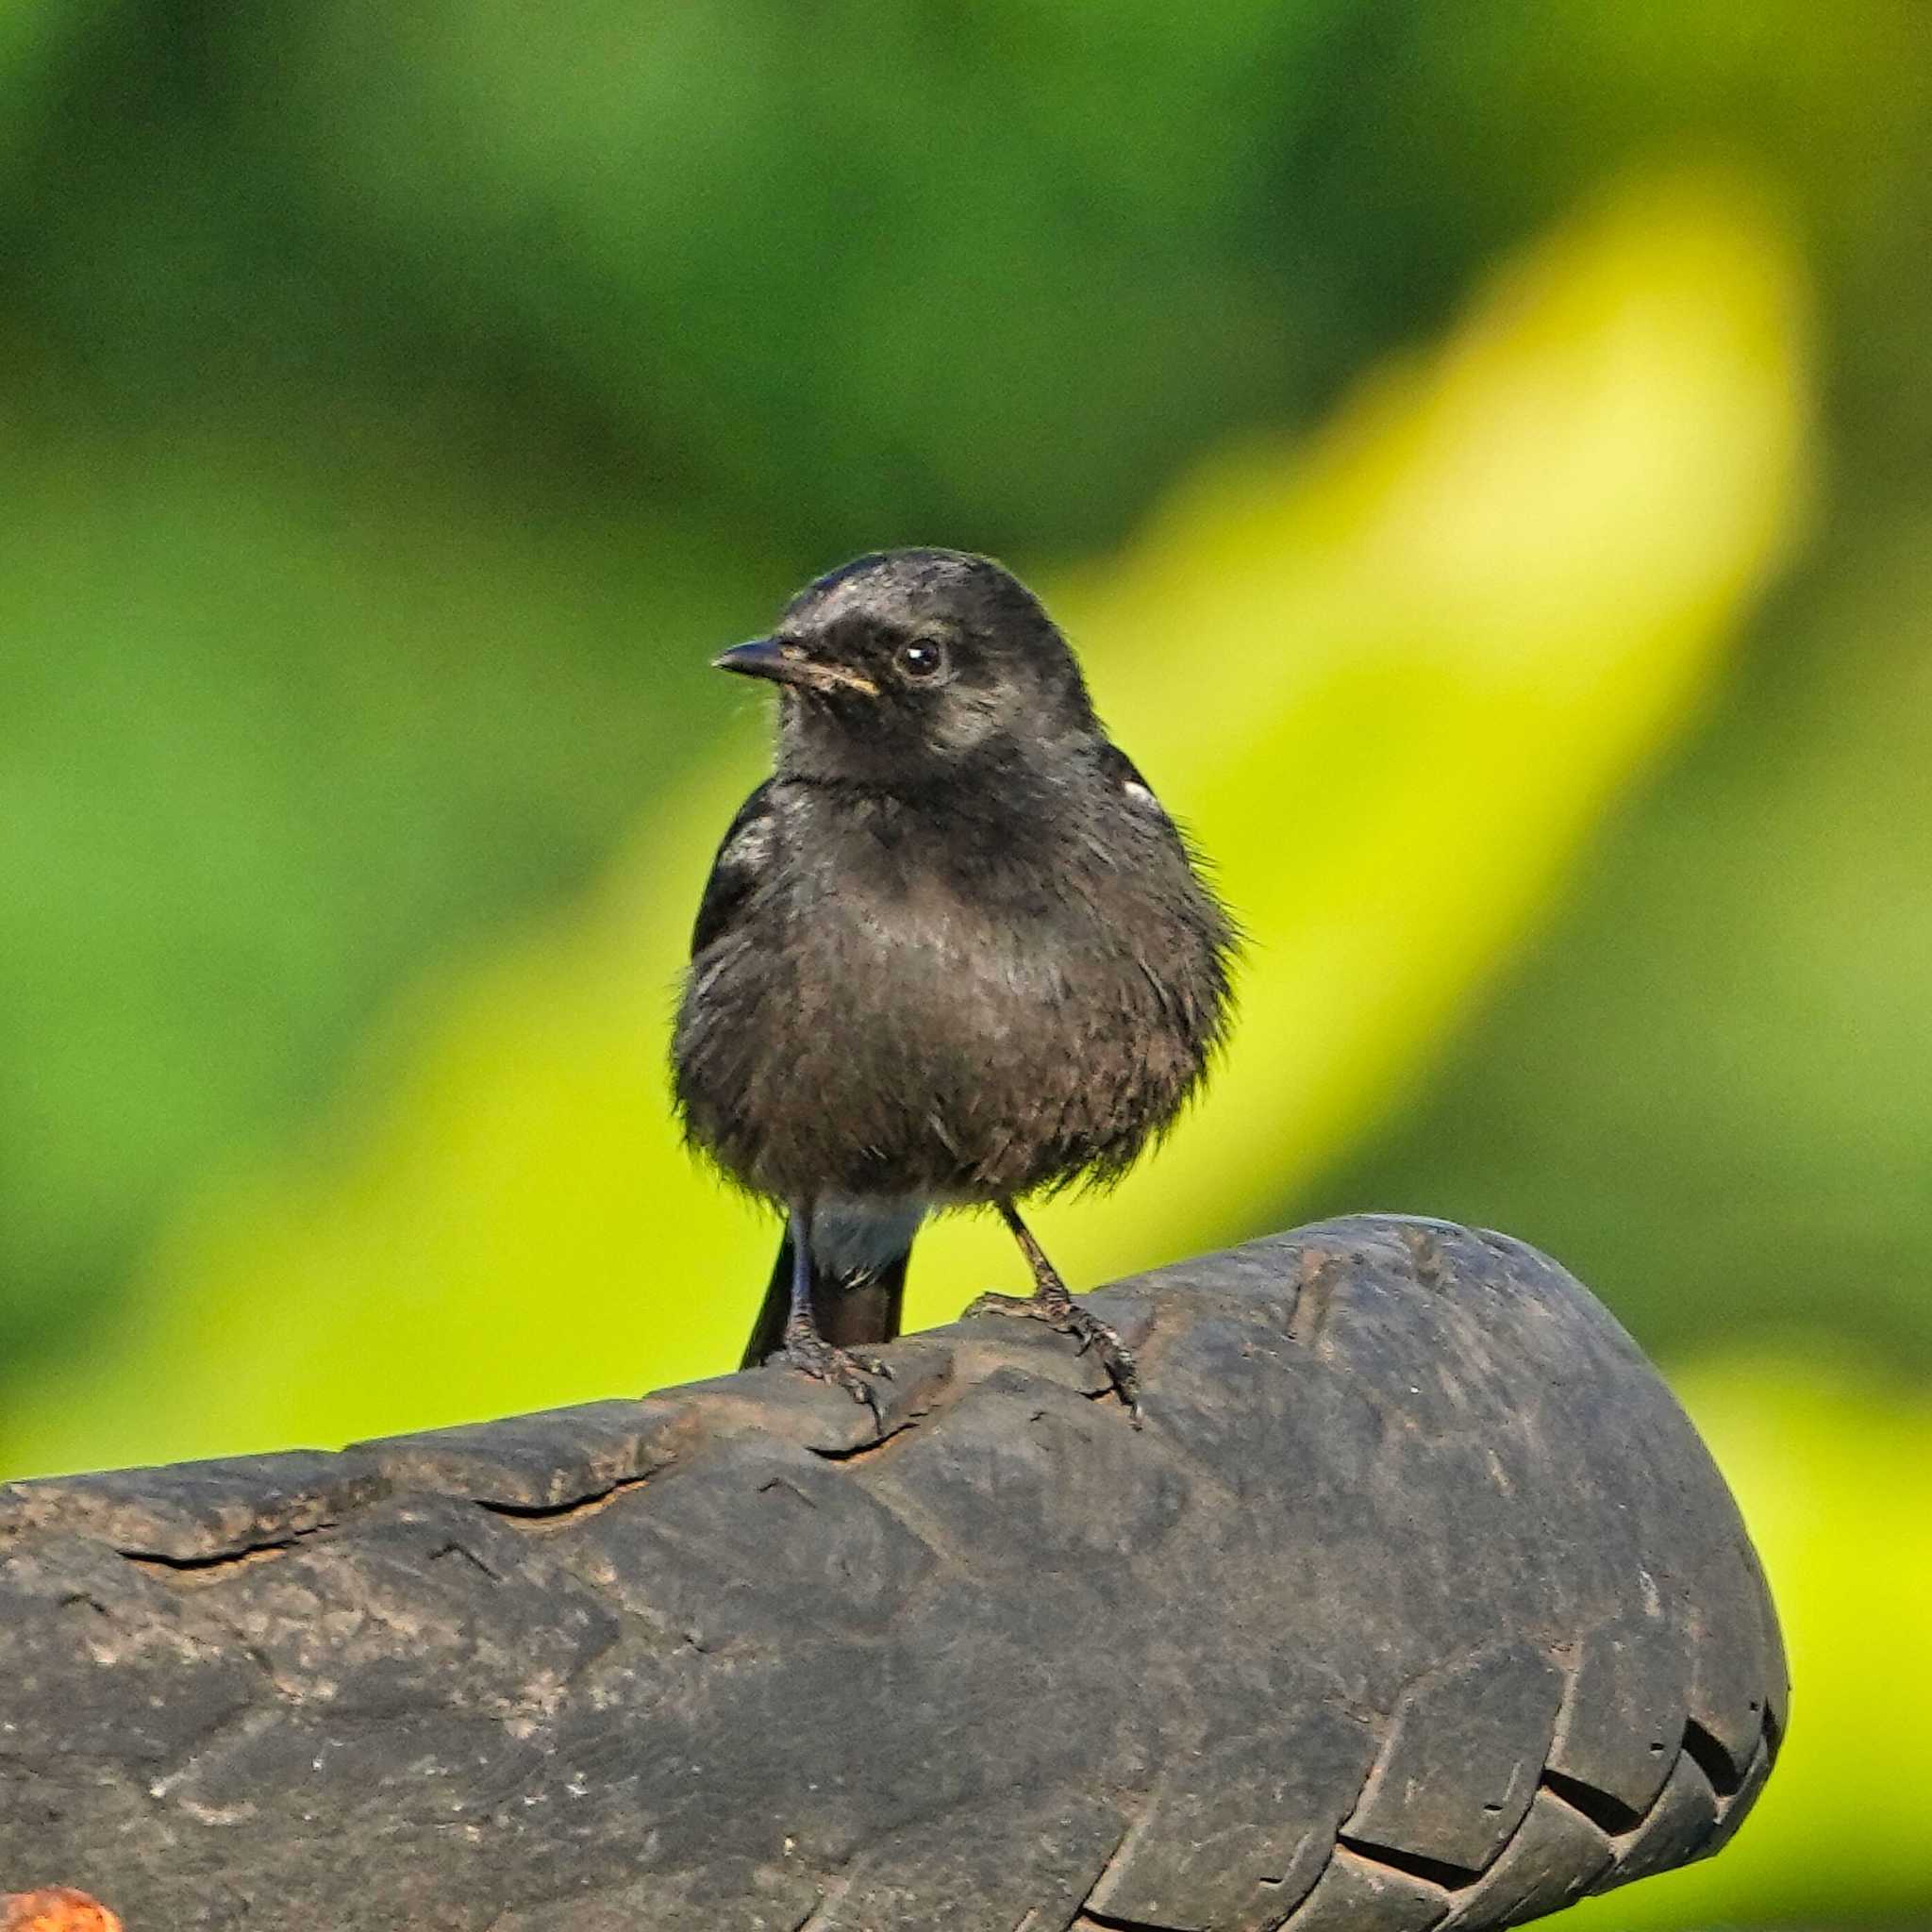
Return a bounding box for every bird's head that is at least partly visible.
[715,549,1096,784]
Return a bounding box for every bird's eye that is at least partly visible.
[893,637,948,681]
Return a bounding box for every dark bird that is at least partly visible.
[671,549,1238,1420]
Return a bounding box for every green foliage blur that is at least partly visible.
[3,6,1929,1924]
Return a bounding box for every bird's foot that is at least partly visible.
[963,1290,1141,1424]
[769,1327,893,1426]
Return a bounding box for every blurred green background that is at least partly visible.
[3,4,1928,1924]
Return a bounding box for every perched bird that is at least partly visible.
[671,549,1237,1420]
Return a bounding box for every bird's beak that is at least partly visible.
[712,638,878,698]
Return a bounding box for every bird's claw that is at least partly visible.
[1061,1305,1142,1424]
[963,1291,1141,1423]
[772,1331,891,1426]
[962,1290,1041,1322]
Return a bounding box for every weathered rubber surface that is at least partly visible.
[0,1216,1785,1931]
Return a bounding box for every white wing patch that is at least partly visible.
[721,809,774,872]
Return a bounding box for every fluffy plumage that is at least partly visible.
[672,548,1238,1415]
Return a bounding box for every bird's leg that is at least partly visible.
[965,1201,1141,1422]
[769,1203,893,1424]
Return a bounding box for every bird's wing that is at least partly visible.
[691,779,777,958]
[1098,741,1174,822]
[1098,740,1229,907]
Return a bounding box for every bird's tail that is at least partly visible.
[739,1228,911,1370]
